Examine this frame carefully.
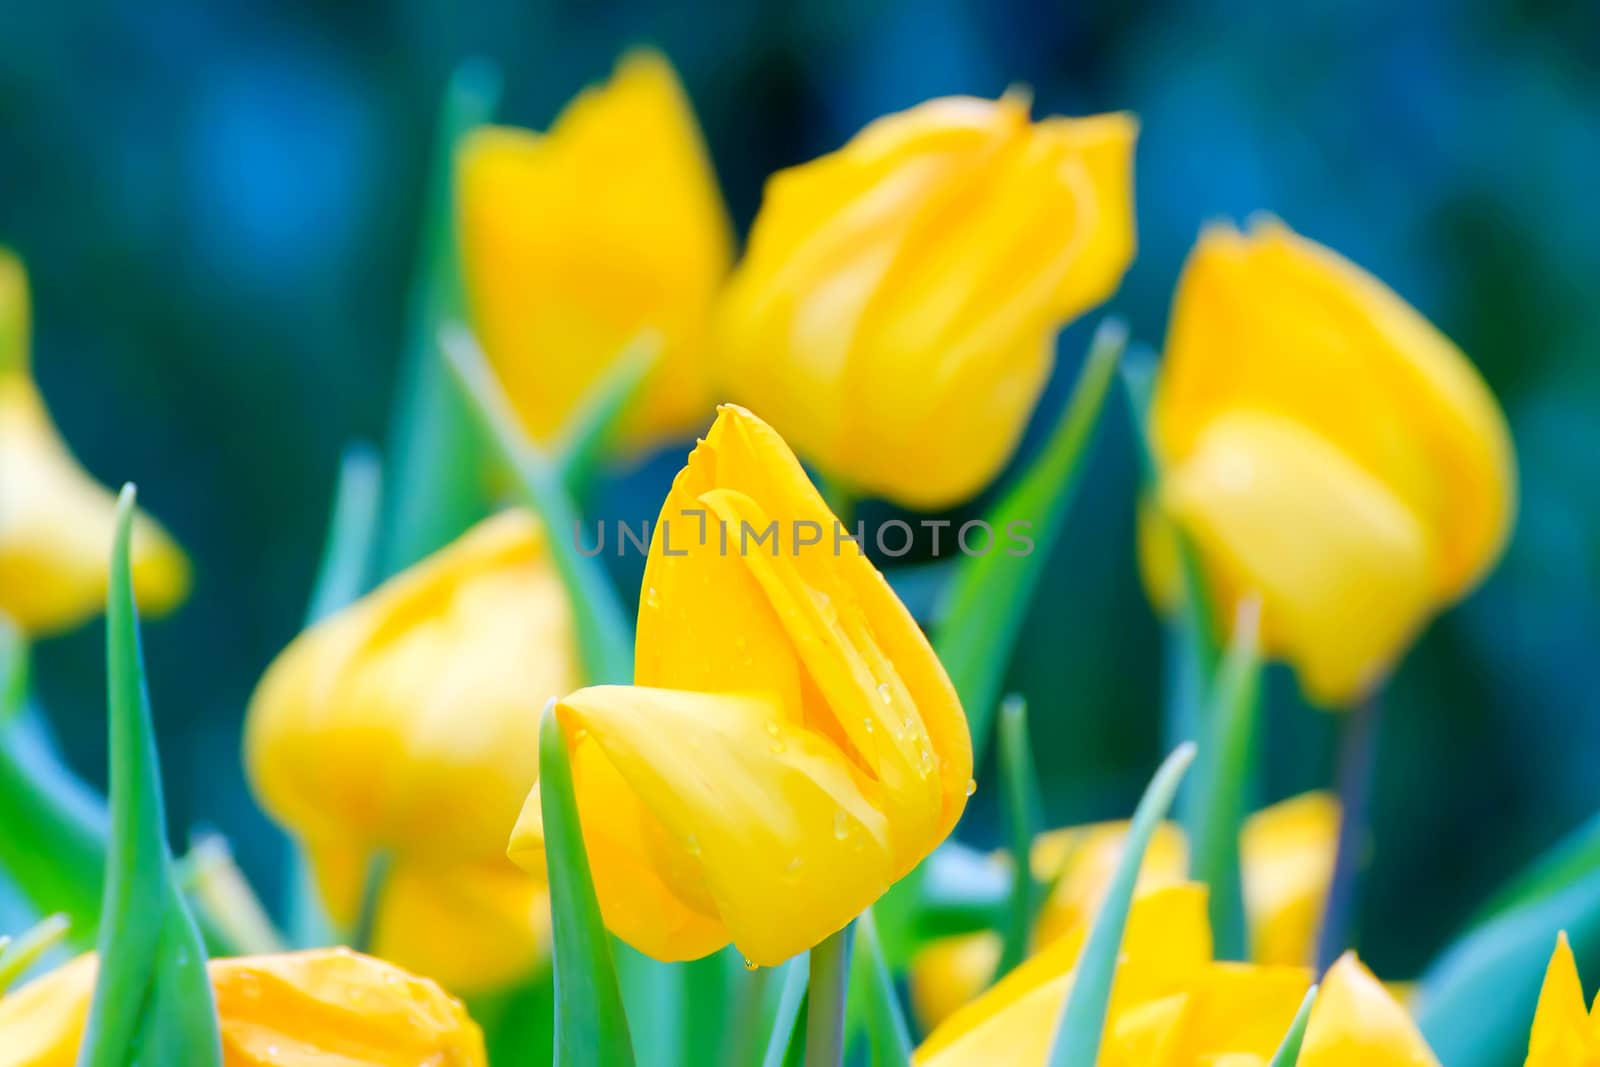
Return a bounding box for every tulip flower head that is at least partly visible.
[0,249,189,635]
[1141,218,1516,706]
[457,50,733,449]
[1299,953,1440,1067]
[509,404,973,966]
[0,949,486,1066]
[716,93,1137,509]
[909,792,1339,1031]
[246,510,578,991]
[1524,932,1600,1066]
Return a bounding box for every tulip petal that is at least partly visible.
[1161,410,1433,705]
[1300,953,1439,1067]
[1241,793,1340,967]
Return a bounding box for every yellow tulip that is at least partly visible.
[716,93,1137,509]
[1524,932,1600,1066]
[508,404,972,965]
[245,510,578,991]
[909,792,1338,1031]
[457,50,732,449]
[915,883,1312,1066]
[0,249,188,635]
[1142,218,1516,706]
[1299,953,1440,1067]
[0,949,485,1066]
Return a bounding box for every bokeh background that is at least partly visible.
[3,0,1598,983]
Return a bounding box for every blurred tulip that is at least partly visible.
[909,792,1337,1031]
[1141,218,1516,706]
[457,50,732,449]
[1300,953,1440,1066]
[1523,932,1600,1066]
[0,249,188,636]
[915,883,1312,1065]
[0,949,485,1065]
[508,404,972,966]
[245,510,578,991]
[716,93,1136,509]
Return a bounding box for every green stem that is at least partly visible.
[350,851,392,954]
[1316,689,1383,971]
[722,959,777,1067]
[805,923,855,1067]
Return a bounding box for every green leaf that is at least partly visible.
[1046,743,1197,1067]
[855,909,913,1066]
[935,320,1126,762]
[443,324,635,685]
[78,486,220,1067]
[557,332,661,503]
[177,833,284,958]
[616,943,691,1067]
[379,59,503,576]
[1185,598,1263,962]
[1472,809,1600,926]
[1119,351,1220,755]
[720,953,779,1067]
[1266,985,1317,1067]
[0,615,27,722]
[539,699,636,1066]
[285,443,385,948]
[1417,862,1600,1067]
[806,923,855,1067]
[762,958,810,1067]
[995,695,1044,980]
[472,971,556,1066]
[0,913,69,992]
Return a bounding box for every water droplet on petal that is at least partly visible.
[966,778,978,797]
[744,957,759,971]
[876,682,892,704]
[862,716,875,734]
[645,585,661,609]
[686,833,702,857]
[833,811,850,841]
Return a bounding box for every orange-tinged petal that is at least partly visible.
[0,951,486,1066]
[457,50,732,448]
[1300,952,1440,1067]
[718,96,1136,508]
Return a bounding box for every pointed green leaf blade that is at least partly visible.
[0,913,69,992]
[936,320,1126,761]
[78,486,219,1067]
[1046,743,1197,1067]
[443,324,634,684]
[1185,599,1263,962]
[380,59,503,576]
[995,695,1044,980]
[540,699,635,1066]
[762,958,810,1067]
[856,909,913,1066]
[1266,985,1317,1067]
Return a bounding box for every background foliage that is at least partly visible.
[2,0,1598,984]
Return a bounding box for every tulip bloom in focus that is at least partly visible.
[1141,218,1516,706]
[509,404,972,966]
[916,883,1436,1066]
[716,93,1137,509]
[910,792,1338,1030]
[1524,932,1600,1065]
[0,949,485,1066]
[457,50,733,449]
[0,249,188,635]
[245,511,579,991]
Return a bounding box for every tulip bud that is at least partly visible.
[0,249,189,636]
[1300,953,1440,1067]
[1142,218,1517,706]
[508,404,972,966]
[1524,932,1597,1065]
[716,95,1137,509]
[907,793,1337,1032]
[457,50,733,449]
[245,510,578,990]
[916,883,1312,1065]
[0,949,486,1065]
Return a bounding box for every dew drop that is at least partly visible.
[832,810,850,841]
[875,682,892,704]
[644,585,661,609]
[862,716,875,734]
[744,957,759,972]
[966,778,978,797]
[685,833,702,857]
